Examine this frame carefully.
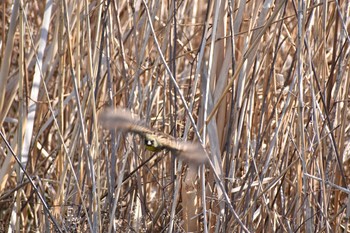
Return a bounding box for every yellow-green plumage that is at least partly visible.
[144,134,163,152]
[99,108,208,166]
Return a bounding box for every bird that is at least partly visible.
[99,108,208,166]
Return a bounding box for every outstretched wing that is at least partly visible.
[99,108,154,136]
[100,108,208,166]
[156,136,208,165]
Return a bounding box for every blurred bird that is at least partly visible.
[99,108,208,166]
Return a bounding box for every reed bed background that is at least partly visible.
[0,0,350,232]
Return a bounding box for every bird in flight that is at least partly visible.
[99,108,208,166]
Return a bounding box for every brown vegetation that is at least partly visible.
[1,0,350,232]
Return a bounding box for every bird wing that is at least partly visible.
[99,108,154,136]
[156,136,208,166]
[100,108,209,166]
[174,142,208,166]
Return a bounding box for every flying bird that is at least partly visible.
[99,108,208,166]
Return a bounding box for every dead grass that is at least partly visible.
[1,0,350,232]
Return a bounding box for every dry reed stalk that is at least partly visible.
[2,0,350,232]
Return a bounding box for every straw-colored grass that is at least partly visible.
[1,0,350,232]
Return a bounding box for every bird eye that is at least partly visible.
[145,139,153,146]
